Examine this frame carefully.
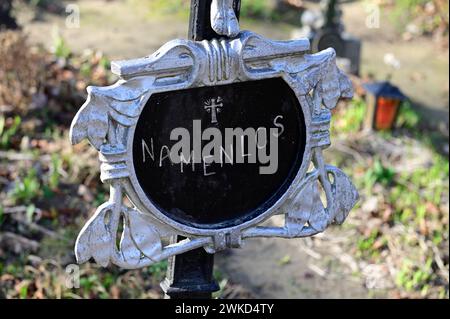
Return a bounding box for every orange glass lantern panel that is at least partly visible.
[375,97,400,130]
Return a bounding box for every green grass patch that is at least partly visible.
[0,115,21,149]
[11,168,41,204]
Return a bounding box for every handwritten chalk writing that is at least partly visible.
[140,116,284,175]
[142,138,154,163]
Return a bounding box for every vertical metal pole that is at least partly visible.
[323,0,338,29]
[161,236,219,299]
[0,0,18,29]
[160,0,241,299]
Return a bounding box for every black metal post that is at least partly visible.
[161,236,219,299]
[0,0,18,30]
[323,0,339,29]
[160,0,241,299]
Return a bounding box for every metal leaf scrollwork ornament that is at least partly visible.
[75,193,164,268]
[286,165,359,236]
[70,6,359,269]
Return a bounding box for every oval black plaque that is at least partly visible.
[132,78,306,229]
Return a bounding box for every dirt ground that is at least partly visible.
[15,0,449,299]
[215,233,375,298]
[340,2,449,131]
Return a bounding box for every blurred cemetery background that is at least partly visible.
[0,0,448,299]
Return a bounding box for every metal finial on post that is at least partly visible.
[189,0,241,41]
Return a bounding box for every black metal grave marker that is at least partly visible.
[70,0,358,299]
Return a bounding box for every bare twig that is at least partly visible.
[3,206,42,215]
[10,214,60,239]
[2,206,61,239]
[300,245,322,260]
[332,141,366,164]
[308,264,327,277]
[0,232,40,253]
[0,150,51,161]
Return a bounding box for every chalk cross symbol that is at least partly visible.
[204,97,223,124]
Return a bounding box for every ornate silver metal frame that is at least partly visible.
[70,6,358,269]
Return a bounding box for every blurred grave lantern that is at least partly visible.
[363,81,407,131]
[295,0,361,75]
